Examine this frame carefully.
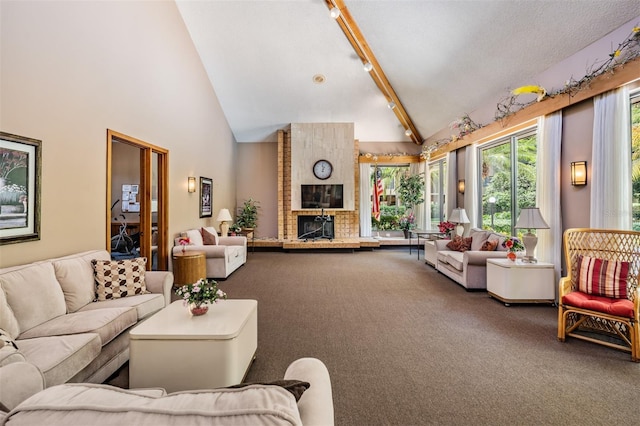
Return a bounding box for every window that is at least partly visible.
[371,165,410,230]
[478,128,537,236]
[429,159,447,228]
[631,92,640,231]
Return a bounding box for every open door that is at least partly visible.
[106,130,169,271]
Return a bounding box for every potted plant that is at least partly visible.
[236,198,260,234]
[397,173,425,212]
[399,212,415,238]
[175,278,227,316]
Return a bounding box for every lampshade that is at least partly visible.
[216,208,233,223]
[449,208,470,224]
[571,161,587,186]
[515,207,549,230]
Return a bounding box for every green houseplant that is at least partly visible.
[397,172,425,212]
[236,198,260,231]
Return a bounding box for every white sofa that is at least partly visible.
[0,250,173,388]
[174,227,247,279]
[1,357,334,426]
[434,228,512,290]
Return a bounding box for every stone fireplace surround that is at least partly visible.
[277,125,360,240]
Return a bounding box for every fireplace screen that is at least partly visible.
[298,215,334,240]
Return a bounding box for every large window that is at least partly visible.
[371,165,410,230]
[429,159,447,229]
[478,128,537,236]
[631,92,640,231]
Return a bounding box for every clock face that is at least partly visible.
[313,160,333,180]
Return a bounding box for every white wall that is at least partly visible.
[0,0,236,267]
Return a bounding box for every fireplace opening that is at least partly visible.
[297,214,334,240]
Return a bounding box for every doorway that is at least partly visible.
[106,130,169,270]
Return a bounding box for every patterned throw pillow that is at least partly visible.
[446,236,472,252]
[480,239,498,251]
[91,257,148,301]
[576,255,629,299]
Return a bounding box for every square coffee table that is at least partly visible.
[129,299,257,392]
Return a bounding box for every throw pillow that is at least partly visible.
[576,255,629,299]
[470,230,490,251]
[185,229,204,246]
[226,380,310,402]
[480,239,498,251]
[446,236,472,252]
[201,227,219,245]
[92,257,148,301]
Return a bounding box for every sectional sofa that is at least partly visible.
[0,250,173,389]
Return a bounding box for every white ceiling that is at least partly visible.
[176,0,640,144]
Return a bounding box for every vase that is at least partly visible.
[189,303,208,316]
[403,229,410,239]
[181,246,186,254]
[507,252,517,262]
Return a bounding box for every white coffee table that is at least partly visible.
[486,258,555,306]
[129,299,257,392]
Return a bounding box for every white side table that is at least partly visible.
[486,258,555,306]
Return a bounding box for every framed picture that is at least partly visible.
[199,176,212,218]
[0,132,42,245]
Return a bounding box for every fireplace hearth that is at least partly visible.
[297,214,334,240]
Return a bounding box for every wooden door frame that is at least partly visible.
[106,129,169,270]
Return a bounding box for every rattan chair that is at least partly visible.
[558,228,640,362]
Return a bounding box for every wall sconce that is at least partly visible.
[570,161,587,186]
[187,176,196,193]
[458,179,465,194]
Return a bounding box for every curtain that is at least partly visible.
[359,162,372,237]
[537,111,563,285]
[463,145,479,230]
[590,86,632,229]
[446,151,457,218]
[424,162,433,229]
[410,161,427,230]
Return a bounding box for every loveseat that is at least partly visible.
[174,227,247,279]
[434,228,512,290]
[0,250,173,389]
[0,357,334,425]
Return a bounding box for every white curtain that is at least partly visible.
[446,151,457,217]
[424,162,433,229]
[359,162,372,237]
[537,111,563,285]
[463,145,479,229]
[590,86,632,229]
[410,161,427,230]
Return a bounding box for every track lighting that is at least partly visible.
[363,62,373,72]
[330,7,340,19]
[387,101,396,109]
[405,129,412,136]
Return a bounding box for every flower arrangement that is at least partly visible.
[175,278,227,310]
[438,221,455,234]
[398,213,415,231]
[502,237,524,252]
[178,236,190,253]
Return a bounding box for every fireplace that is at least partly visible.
[297,215,334,240]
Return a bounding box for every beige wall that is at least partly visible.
[0,1,236,267]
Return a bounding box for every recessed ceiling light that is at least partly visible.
[312,74,326,84]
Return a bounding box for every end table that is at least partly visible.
[172,251,206,287]
[486,258,555,306]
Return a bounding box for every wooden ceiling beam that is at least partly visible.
[325,0,423,145]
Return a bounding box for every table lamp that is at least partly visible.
[216,208,233,237]
[449,208,470,237]
[515,207,549,263]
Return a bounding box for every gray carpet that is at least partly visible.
[110,249,639,425]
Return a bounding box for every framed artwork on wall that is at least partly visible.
[0,131,42,245]
[199,176,212,218]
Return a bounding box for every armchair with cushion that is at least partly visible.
[557,228,639,362]
[173,228,247,279]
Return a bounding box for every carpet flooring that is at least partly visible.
[112,249,639,425]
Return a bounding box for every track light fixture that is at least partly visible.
[387,101,396,109]
[363,62,373,72]
[405,129,412,136]
[330,7,340,19]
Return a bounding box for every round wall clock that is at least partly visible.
[313,159,333,180]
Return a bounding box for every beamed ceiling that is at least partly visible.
[175,0,640,145]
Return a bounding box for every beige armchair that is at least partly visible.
[174,228,247,279]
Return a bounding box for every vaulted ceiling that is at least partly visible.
[175,0,640,144]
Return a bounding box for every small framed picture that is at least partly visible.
[199,177,212,218]
[0,132,42,245]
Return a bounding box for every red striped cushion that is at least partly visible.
[576,255,629,299]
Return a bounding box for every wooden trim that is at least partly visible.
[431,57,640,156]
[325,0,422,144]
[358,155,420,164]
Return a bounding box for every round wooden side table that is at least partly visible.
[172,251,206,287]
